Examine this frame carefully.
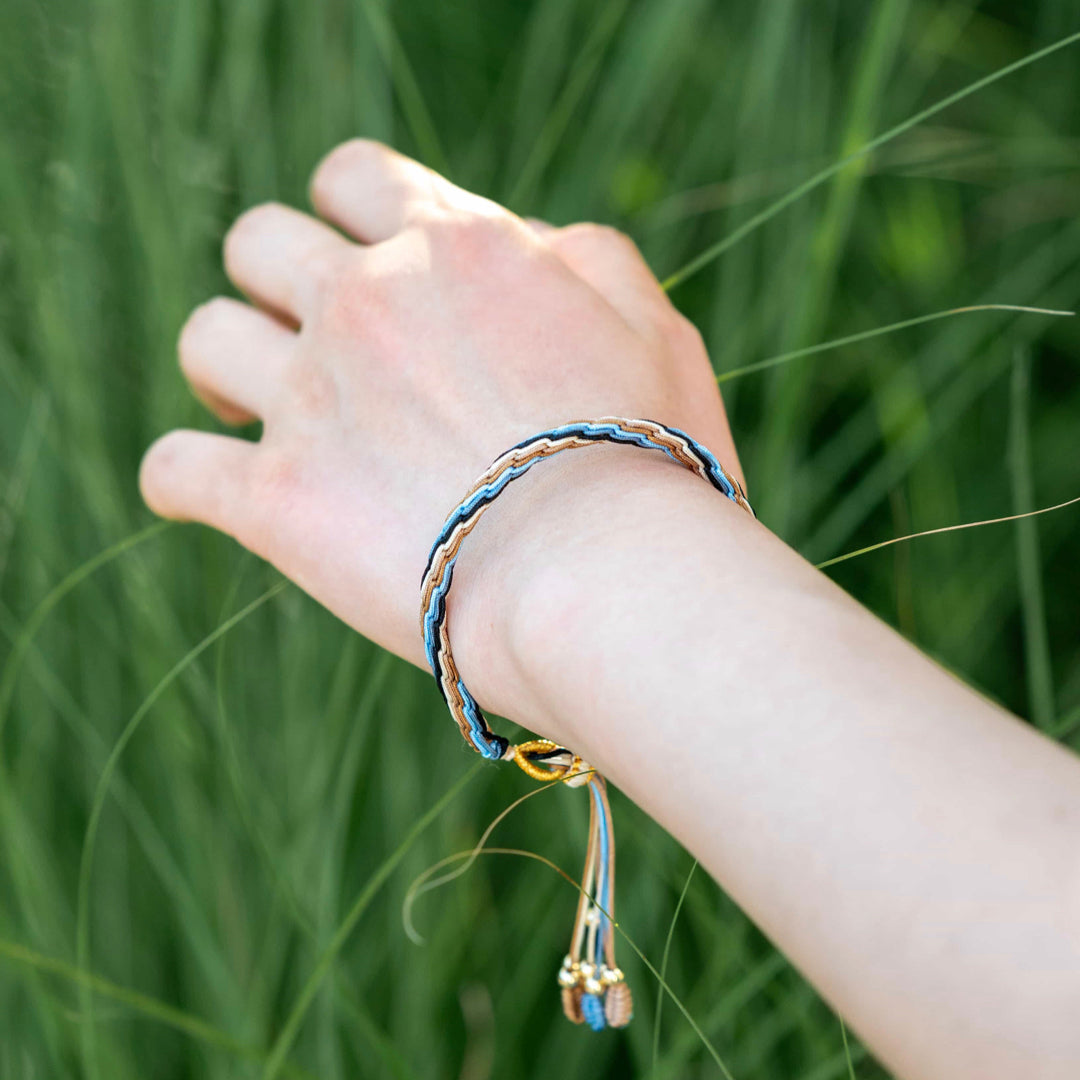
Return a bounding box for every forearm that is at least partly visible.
[454,447,1080,1080]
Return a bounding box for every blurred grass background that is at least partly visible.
[1,0,1079,1077]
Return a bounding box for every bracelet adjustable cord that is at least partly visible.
[420,417,754,1031]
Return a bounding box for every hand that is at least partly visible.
[140,139,741,676]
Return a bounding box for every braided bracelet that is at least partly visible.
[420,418,754,1032]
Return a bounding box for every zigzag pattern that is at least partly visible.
[420,418,753,757]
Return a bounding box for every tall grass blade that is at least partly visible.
[353,0,449,174]
[716,306,1073,383]
[662,29,1080,290]
[76,580,290,1079]
[508,0,629,210]
[839,1018,857,1079]
[652,859,698,1075]
[1008,348,1056,729]
[0,522,172,745]
[260,761,484,1080]
[816,494,1080,570]
[0,938,313,1078]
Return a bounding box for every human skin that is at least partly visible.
[140,139,1080,1079]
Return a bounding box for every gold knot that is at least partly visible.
[507,739,595,785]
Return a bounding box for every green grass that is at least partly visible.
[2,2,1080,1077]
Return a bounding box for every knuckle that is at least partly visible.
[285,358,339,417]
[662,310,710,361]
[672,312,706,351]
[595,222,633,246]
[299,242,342,292]
[425,209,513,265]
[249,448,304,530]
[523,216,555,236]
[564,221,637,253]
[253,447,297,496]
[316,252,382,337]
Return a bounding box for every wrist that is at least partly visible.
[445,444,728,744]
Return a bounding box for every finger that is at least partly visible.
[544,223,669,337]
[223,202,352,322]
[179,298,295,424]
[309,138,449,243]
[140,429,258,541]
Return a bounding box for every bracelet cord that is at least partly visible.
[420,418,754,1030]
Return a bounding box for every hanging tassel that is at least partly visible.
[508,741,632,1030]
[551,769,632,1030]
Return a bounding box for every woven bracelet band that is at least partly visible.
[419,417,755,1031]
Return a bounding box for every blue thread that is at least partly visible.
[581,991,606,1032]
[456,679,506,759]
[592,781,611,954]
